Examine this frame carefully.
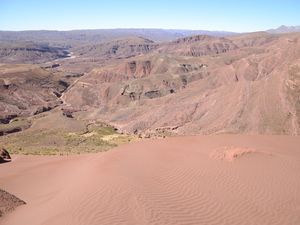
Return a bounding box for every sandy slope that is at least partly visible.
[1,135,300,225]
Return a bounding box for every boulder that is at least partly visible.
[0,148,11,163]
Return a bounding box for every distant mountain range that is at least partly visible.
[267,25,300,34]
[1,26,300,47]
[0,29,236,46]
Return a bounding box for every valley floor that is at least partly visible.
[1,135,300,225]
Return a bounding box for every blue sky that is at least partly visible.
[0,0,299,32]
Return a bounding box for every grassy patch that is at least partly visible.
[0,117,31,135]
[0,123,136,155]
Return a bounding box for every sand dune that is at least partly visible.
[1,135,300,225]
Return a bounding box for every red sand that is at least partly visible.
[1,135,300,225]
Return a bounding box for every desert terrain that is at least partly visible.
[1,135,300,225]
[1,27,300,225]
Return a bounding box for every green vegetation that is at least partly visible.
[1,123,135,155]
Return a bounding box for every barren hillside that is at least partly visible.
[63,32,300,136]
[0,32,299,137]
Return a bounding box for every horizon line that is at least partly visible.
[0,24,298,33]
[0,27,262,33]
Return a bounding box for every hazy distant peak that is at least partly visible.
[267,25,300,34]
